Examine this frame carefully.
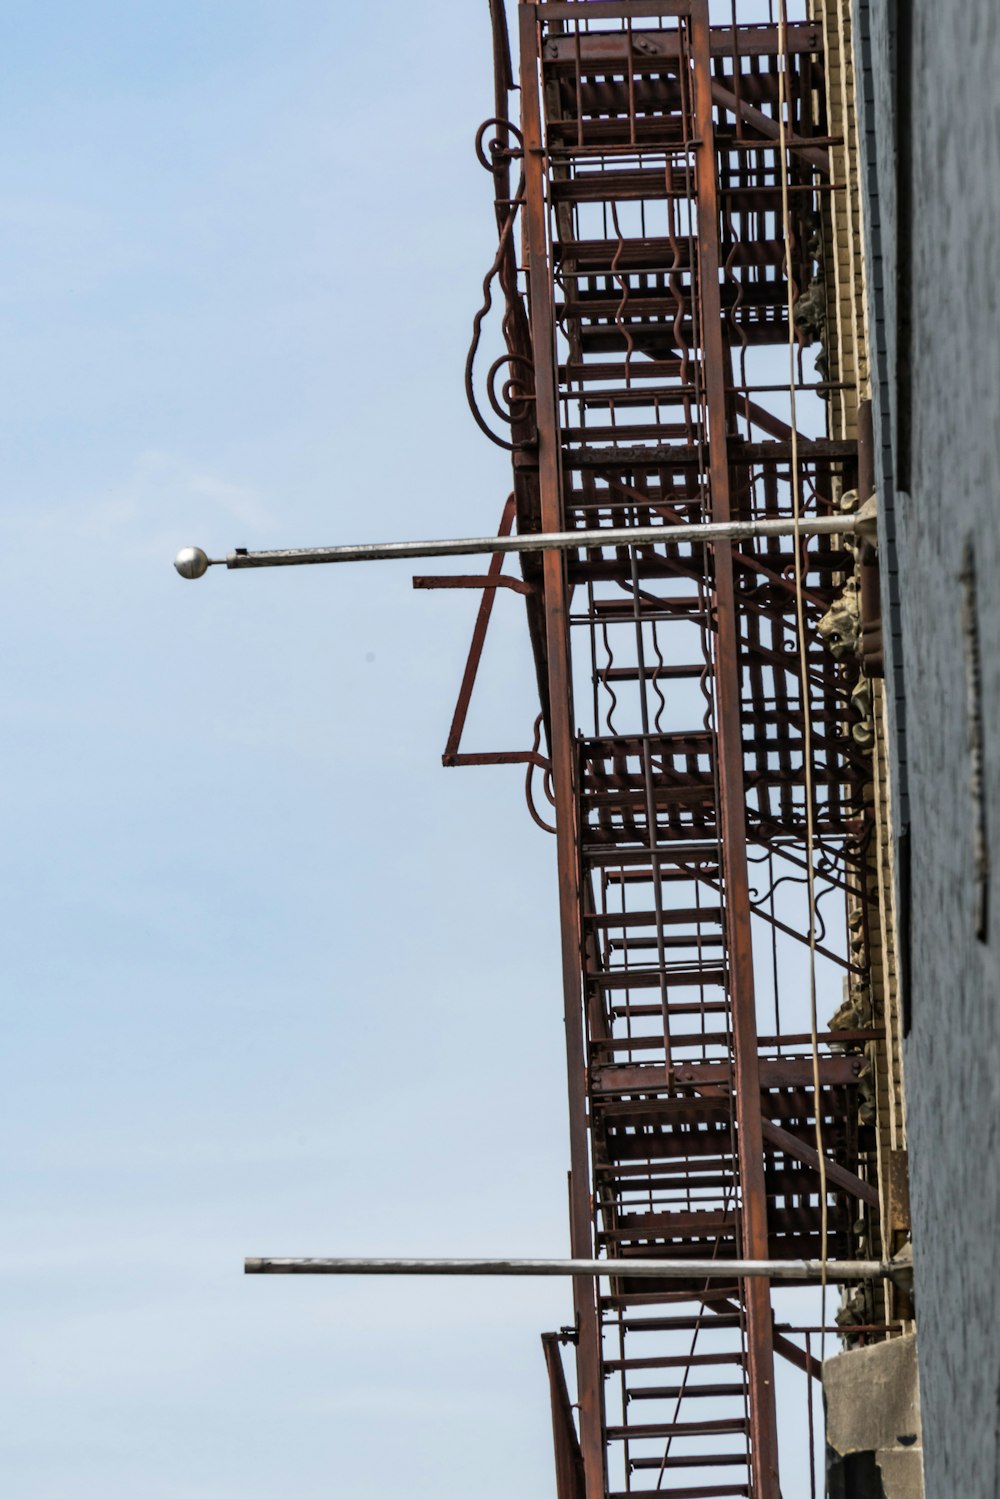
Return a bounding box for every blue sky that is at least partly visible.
[0,4,577,1495]
[0,3,831,1494]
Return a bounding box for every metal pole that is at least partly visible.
[244,1255,891,1282]
[174,515,857,578]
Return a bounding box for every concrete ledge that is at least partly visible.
[825,1334,923,1499]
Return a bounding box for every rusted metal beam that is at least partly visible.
[534,1,690,19]
[435,495,518,767]
[710,80,830,174]
[412,573,535,596]
[691,5,781,1492]
[517,5,604,1495]
[708,1298,824,1383]
[684,1075,880,1209]
[760,1118,880,1208]
[593,1054,864,1093]
[541,1335,586,1499]
[541,21,823,63]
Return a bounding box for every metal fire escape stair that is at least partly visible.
[468,4,879,1495]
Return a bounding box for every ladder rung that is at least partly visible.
[620,1314,744,1332]
[606,935,726,951]
[586,907,723,928]
[609,1417,748,1440]
[630,1454,750,1470]
[592,1029,732,1050]
[609,1000,728,1018]
[627,1382,747,1401]
[589,968,727,990]
[604,1353,747,1372]
[597,665,708,680]
[609,1488,749,1498]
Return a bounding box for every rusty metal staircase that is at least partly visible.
[460,4,883,1495]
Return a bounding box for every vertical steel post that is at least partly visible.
[542,1334,588,1499]
[517,6,606,1496]
[690,6,782,1494]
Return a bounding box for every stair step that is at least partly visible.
[605,937,725,954]
[592,1029,732,1051]
[609,1488,749,1498]
[604,1353,746,1372]
[630,1453,750,1470]
[559,357,690,384]
[561,421,694,444]
[609,1000,728,1017]
[602,1291,741,1311]
[572,389,698,413]
[594,1164,736,1188]
[609,1417,748,1440]
[627,1382,747,1401]
[598,1095,730,1121]
[595,665,709,681]
[586,863,720,881]
[589,967,727,991]
[602,1288,743,1310]
[619,1313,743,1332]
[597,1206,736,1237]
[550,167,687,204]
[555,235,786,274]
[585,906,722,929]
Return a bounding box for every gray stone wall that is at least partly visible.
[854,2,1000,1495]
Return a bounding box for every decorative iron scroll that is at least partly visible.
[465,118,535,452]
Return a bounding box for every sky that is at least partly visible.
[0,4,577,1496]
[0,3,827,1496]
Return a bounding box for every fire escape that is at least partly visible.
[462,5,879,1496]
[204,1,897,1492]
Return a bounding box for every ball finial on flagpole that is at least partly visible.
[174,546,212,580]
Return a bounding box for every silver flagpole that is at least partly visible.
[244,1255,892,1282]
[175,513,862,579]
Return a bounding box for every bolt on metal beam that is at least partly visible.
[174,514,860,579]
[244,1255,892,1282]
